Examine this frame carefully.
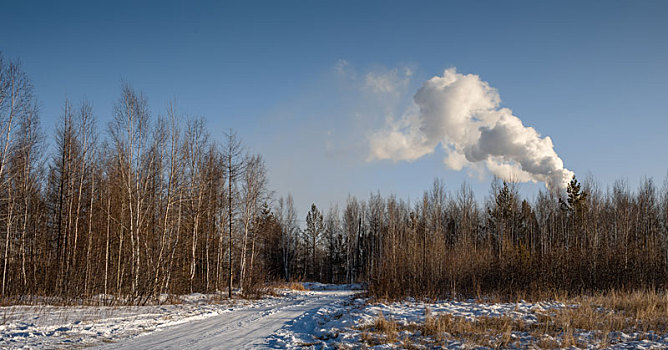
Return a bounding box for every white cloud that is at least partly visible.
[363,68,411,96]
[362,67,414,97]
[368,68,574,192]
[334,59,350,75]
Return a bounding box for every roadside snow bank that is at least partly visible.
[0,292,289,349]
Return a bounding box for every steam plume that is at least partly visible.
[369,68,573,191]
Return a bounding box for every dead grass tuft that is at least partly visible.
[419,308,528,347]
[539,289,668,338]
[374,311,398,341]
[287,282,306,291]
[528,289,668,347]
[359,290,668,348]
[357,311,399,345]
[586,289,668,332]
[296,341,319,347]
[272,281,306,291]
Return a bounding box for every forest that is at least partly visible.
[2,52,668,302]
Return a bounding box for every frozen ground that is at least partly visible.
[2,285,668,349]
[298,297,668,349]
[0,293,289,349]
[101,290,356,349]
[0,286,360,349]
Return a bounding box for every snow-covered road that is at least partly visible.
[0,286,360,349]
[99,290,355,349]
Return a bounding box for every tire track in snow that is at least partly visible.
[97,291,355,349]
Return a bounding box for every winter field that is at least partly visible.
[1,284,667,349]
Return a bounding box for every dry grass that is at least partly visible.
[357,311,399,346]
[531,288,668,340]
[359,331,378,346]
[373,311,398,342]
[272,281,306,291]
[350,290,668,348]
[421,311,525,348]
[534,334,560,349]
[287,282,306,291]
[537,302,628,336]
[163,294,184,304]
[585,289,668,332]
[387,290,668,348]
[296,341,319,347]
[357,306,527,348]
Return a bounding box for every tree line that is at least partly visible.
[2,52,668,302]
[0,53,275,300]
[344,177,668,299]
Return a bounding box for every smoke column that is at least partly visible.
[369,68,574,192]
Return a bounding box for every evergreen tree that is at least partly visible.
[487,181,520,253]
[566,175,588,213]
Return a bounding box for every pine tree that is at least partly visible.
[566,175,588,213]
[487,181,520,253]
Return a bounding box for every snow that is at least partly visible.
[285,297,668,349]
[0,289,358,349]
[102,290,356,349]
[0,292,301,349]
[2,286,668,349]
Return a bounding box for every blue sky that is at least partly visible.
[2,0,667,215]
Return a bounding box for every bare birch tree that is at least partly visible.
[223,130,243,297]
